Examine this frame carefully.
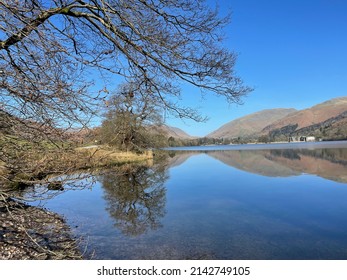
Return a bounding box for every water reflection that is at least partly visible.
[167,148,347,183]
[100,164,168,236]
[20,145,347,259]
[8,173,96,202]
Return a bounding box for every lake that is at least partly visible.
[25,141,347,259]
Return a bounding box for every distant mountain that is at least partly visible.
[207,108,297,139]
[263,96,347,140]
[154,124,194,139]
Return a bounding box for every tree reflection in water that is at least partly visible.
[101,164,168,236]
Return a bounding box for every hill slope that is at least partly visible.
[263,97,347,134]
[154,124,194,139]
[207,108,297,139]
[263,97,347,140]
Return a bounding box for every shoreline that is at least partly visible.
[0,145,153,188]
[164,140,347,151]
[0,147,154,260]
[0,195,82,260]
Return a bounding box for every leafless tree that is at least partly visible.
[0,0,251,183]
[100,81,168,151]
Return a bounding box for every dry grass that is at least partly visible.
[1,144,153,187]
[75,145,153,166]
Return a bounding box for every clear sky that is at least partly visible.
[165,0,347,137]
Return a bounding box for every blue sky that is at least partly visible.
[166,0,347,136]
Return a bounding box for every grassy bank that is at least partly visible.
[75,145,153,167]
[0,144,154,259]
[0,141,154,188]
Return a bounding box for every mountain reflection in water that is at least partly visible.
[167,148,347,183]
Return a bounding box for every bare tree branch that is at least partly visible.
[0,0,251,184]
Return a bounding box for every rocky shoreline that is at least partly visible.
[0,195,82,260]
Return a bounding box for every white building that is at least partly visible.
[288,136,315,142]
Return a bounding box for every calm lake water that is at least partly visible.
[27,141,347,259]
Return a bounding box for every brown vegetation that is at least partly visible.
[76,146,153,166]
[0,142,153,188]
